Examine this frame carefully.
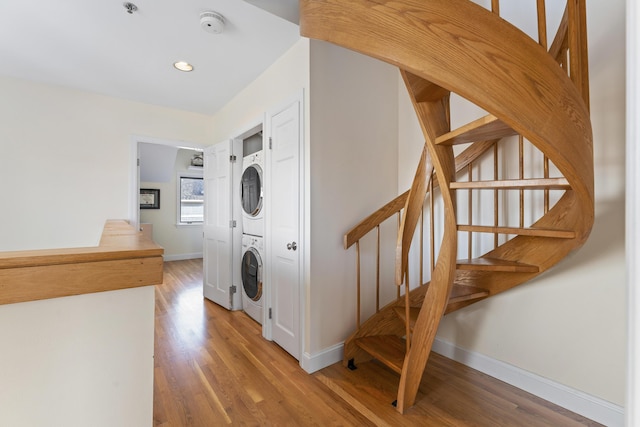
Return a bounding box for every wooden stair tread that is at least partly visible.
[456,257,539,273]
[457,224,576,239]
[450,178,570,190]
[435,114,517,146]
[354,335,406,374]
[394,284,489,330]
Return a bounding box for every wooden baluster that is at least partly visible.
[567,0,589,105]
[491,0,500,15]
[376,225,380,312]
[405,269,411,354]
[544,155,550,213]
[468,163,473,259]
[356,240,361,328]
[567,0,590,108]
[397,212,401,301]
[577,0,590,109]
[493,142,499,248]
[430,177,435,273]
[420,206,424,287]
[537,0,548,49]
[519,135,525,229]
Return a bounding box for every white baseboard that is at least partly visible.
[432,338,624,426]
[300,342,344,374]
[163,253,203,262]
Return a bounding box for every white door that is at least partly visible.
[203,139,243,310]
[267,97,302,359]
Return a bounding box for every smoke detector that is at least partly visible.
[200,11,225,34]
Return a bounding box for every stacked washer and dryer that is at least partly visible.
[240,133,265,324]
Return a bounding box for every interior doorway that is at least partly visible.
[129,136,206,260]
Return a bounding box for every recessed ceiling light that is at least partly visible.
[173,61,194,72]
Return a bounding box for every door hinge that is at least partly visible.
[230,154,237,162]
[268,307,272,319]
[137,158,140,166]
[269,137,272,149]
[230,285,237,294]
[230,220,237,228]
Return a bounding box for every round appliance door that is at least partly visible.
[241,248,262,301]
[241,164,263,216]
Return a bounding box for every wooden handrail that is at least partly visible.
[344,191,409,249]
[344,140,496,251]
[0,220,164,305]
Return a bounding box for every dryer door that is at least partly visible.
[241,248,262,301]
[241,164,263,217]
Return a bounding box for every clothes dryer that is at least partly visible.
[241,234,264,324]
[241,150,264,237]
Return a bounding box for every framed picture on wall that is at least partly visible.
[140,189,160,209]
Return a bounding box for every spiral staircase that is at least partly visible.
[301,0,593,414]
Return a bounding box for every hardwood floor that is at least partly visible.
[154,259,601,426]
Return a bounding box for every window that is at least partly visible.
[179,176,204,224]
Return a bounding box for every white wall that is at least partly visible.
[0,286,155,427]
[627,0,640,423]
[0,76,213,425]
[140,148,204,260]
[0,75,213,251]
[209,39,310,143]
[308,41,399,354]
[397,0,626,407]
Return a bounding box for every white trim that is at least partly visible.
[300,342,344,374]
[163,253,203,262]
[627,0,640,424]
[432,338,624,426]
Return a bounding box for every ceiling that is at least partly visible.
[0,0,300,115]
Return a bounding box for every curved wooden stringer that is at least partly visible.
[303,0,593,414]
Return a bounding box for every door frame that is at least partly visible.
[264,90,305,353]
[627,0,639,423]
[128,135,205,231]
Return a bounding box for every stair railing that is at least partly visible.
[312,0,594,413]
[343,141,496,331]
[343,190,409,328]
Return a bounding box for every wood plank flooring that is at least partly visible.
[154,259,601,426]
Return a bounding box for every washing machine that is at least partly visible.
[241,234,264,324]
[241,150,264,237]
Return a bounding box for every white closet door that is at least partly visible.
[268,97,302,360]
[203,139,242,310]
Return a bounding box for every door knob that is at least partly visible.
[287,242,297,251]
